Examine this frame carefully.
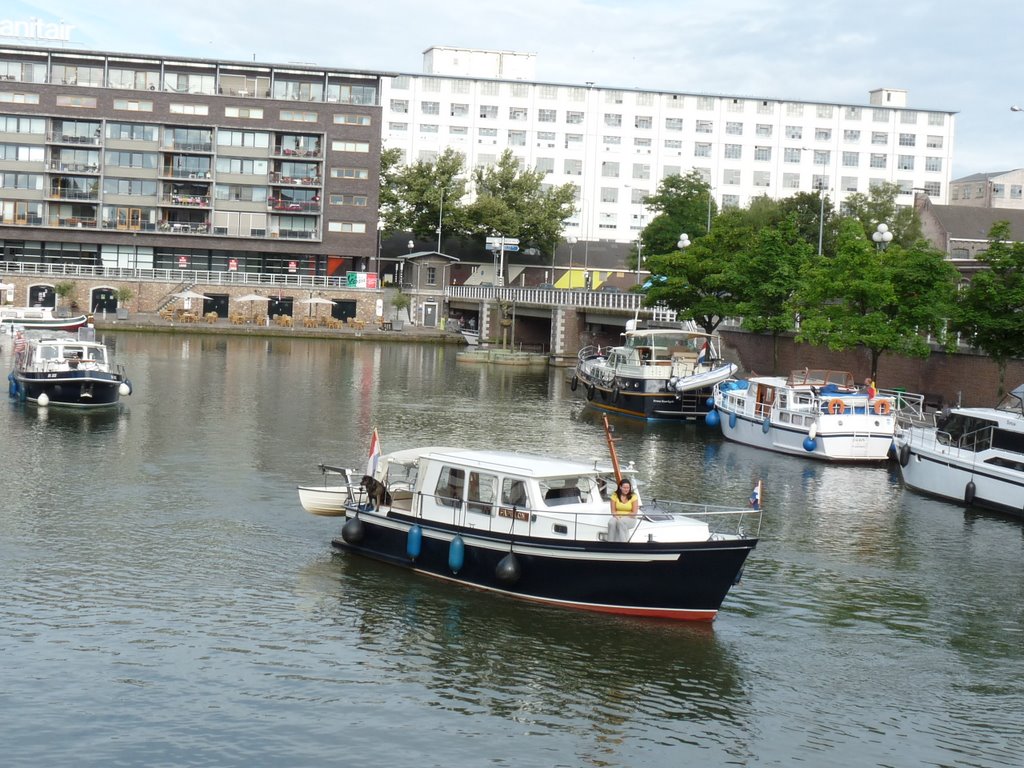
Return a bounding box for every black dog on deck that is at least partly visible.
[361,475,392,511]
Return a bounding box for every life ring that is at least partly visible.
[873,400,891,416]
[828,399,845,415]
[586,383,595,401]
[570,375,579,392]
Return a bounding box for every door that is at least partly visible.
[422,302,438,328]
[128,208,142,230]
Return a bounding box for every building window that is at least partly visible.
[726,122,743,135]
[722,194,740,208]
[56,95,98,109]
[420,124,439,133]
[539,85,558,99]
[226,106,263,119]
[601,186,618,203]
[390,99,408,113]
[449,125,467,135]
[537,131,555,142]
[509,107,528,121]
[897,155,914,170]
[925,157,943,172]
[783,172,800,188]
[420,101,439,115]
[787,103,804,116]
[635,115,652,129]
[816,104,833,118]
[757,100,773,114]
[327,221,367,233]
[333,113,370,126]
[756,124,772,137]
[631,188,648,204]
[632,163,650,180]
[280,110,317,122]
[783,147,801,163]
[331,140,370,153]
[993,183,1005,198]
[815,128,831,141]
[754,146,772,161]
[901,110,919,124]
[696,120,713,133]
[898,133,916,147]
[564,133,582,148]
[753,171,770,187]
[479,105,498,119]
[388,122,407,131]
[727,98,744,113]
[841,176,858,192]
[923,181,941,196]
[603,135,621,145]
[844,129,861,142]
[696,96,715,111]
[871,132,888,145]
[508,130,526,146]
[535,157,554,174]
[604,113,622,127]
[664,139,682,149]
[601,161,619,177]
[478,127,497,138]
[845,106,862,120]
[170,103,209,115]
[218,130,270,148]
[725,144,743,159]
[566,110,584,124]
[723,168,741,185]
[0,91,40,104]
[870,153,887,169]
[694,143,711,158]
[926,135,943,149]
[564,158,582,175]
[928,113,946,126]
[873,108,891,122]
[665,117,683,131]
[538,108,556,123]
[842,151,859,167]
[634,137,652,147]
[113,99,152,112]
[785,125,802,140]
[598,212,617,229]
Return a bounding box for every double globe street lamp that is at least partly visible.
[872,223,893,250]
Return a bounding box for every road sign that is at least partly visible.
[502,244,519,252]
[485,236,519,246]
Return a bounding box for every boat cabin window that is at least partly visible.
[85,348,104,362]
[501,478,528,508]
[434,466,465,507]
[467,471,497,515]
[385,461,417,488]
[940,414,997,451]
[540,477,584,506]
[40,347,58,360]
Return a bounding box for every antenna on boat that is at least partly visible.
[603,414,623,483]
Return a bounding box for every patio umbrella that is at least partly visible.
[299,296,335,321]
[236,293,270,321]
[171,289,208,313]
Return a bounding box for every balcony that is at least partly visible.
[49,216,98,229]
[48,188,99,201]
[160,167,212,180]
[160,194,211,208]
[165,142,213,153]
[48,161,100,174]
[273,146,321,159]
[268,198,320,213]
[158,220,211,234]
[269,173,321,186]
[48,133,101,146]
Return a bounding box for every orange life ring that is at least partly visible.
[873,399,892,416]
[828,398,845,415]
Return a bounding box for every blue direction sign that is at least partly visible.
[503,244,519,252]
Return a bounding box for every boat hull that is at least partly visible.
[2,314,89,332]
[11,370,126,407]
[898,433,1024,519]
[331,508,756,621]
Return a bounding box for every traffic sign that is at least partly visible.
[502,244,519,252]
[485,236,519,246]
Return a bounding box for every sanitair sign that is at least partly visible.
[0,17,75,43]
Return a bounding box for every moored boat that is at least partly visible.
[894,385,1024,519]
[1,307,89,332]
[8,328,133,408]
[298,425,762,621]
[709,369,924,462]
[573,326,737,420]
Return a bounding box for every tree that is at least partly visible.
[954,221,1024,395]
[841,182,922,246]
[642,209,747,334]
[729,216,815,372]
[465,149,576,253]
[777,191,837,256]
[639,171,716,258]
[790,218,957,380]
[381,148,470,241]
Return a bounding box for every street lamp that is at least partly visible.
[436,189,444,253]
[635,240,643,285]
[872,223,893,250]
[677,233,691,250]
[705,190,714,233]
[566,236,577,288]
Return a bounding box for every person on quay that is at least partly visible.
[608,478,639,542]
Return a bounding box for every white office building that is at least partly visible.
[381,46,956,244]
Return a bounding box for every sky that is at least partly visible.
[4,0,1024,179]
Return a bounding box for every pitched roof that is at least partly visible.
[927,204,1024,241]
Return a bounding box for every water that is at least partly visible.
[1,333,1022,767]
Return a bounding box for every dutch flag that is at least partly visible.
[696,341,709,366]
[749,481,762,511]
[366,428,381,478]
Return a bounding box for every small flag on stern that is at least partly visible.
[366,428,381,478]
[696,341,708,366]
[749,481,762,511]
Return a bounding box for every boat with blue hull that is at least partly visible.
[299,426,761,622]
[8,329,132,408]
[708,369,924,462]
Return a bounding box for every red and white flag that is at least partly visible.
[365,428,381,478]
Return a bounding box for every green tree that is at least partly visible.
[954,221,1024,395]
[777,190,837,256]
[382,147,470,241]
[642,209,746,335]
[841,182,922,246]
[465,149,576,253]
[639,171,716,258]
[729,216,815,372]
[790,218,957,380]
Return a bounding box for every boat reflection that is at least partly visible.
[299,553,751,742]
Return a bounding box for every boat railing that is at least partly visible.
[644,500,764,539]
[318,464,361,505]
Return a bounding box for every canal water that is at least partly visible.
[1,333,1021,767]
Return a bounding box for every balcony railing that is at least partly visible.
[160,168,212,180]
[159,221,210,234]
[48,161,100,173]
[49,217,98,229]
[164,142,213,153]
[273,147,321,158]
[48,189,99,201]
[268,199,320,212]
[269,173,321,185]
[161,195,211,207]
[48,133,101,146]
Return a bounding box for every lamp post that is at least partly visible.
[566,236,577,288]
[376,220,384,285]
[705,189,714,233]
[436,189,444,253]
[678,233,691,250]
[872,222,893,250]
[635,239,643,285]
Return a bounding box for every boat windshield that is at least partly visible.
[623,332,705,362]
[996,385,1024,416]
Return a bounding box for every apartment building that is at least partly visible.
[0,44,383,276]
[382,46,957,244]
